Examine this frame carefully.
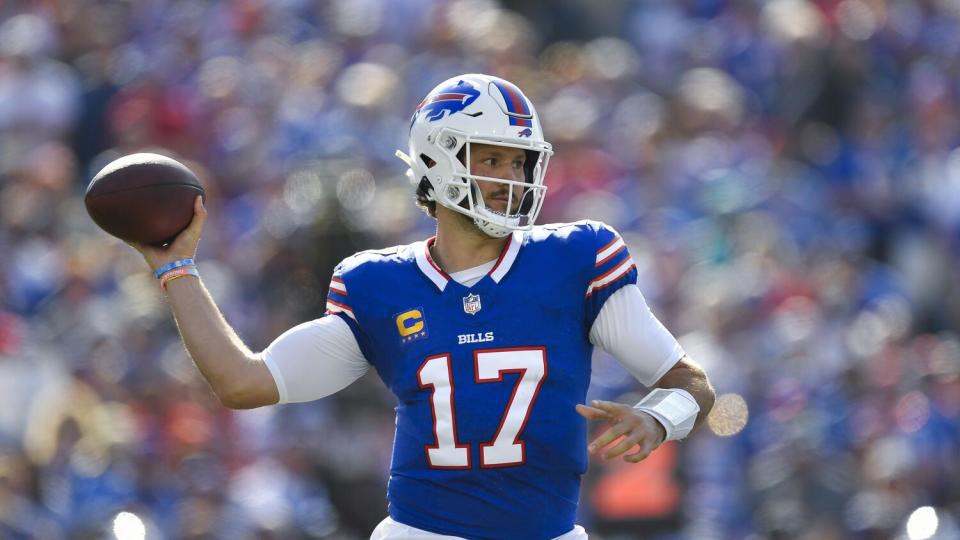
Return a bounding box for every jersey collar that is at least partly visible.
[415,231,524,292]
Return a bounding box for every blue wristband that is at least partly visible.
[153,258,195,279]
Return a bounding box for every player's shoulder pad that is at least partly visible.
[532,219,621,250]
[332,244,413,279]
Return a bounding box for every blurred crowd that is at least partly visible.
[1,0,959,538]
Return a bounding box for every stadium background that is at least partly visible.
[1,0,959,538]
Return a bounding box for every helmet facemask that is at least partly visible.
[428,129,550,238]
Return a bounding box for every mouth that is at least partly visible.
[487,196,511,212]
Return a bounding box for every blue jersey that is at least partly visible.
[325,221,637,540]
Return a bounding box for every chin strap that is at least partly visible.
[471,207,516,238]
[395,149,413,167]
[633,388,699,442]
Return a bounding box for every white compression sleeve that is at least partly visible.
[261,315,369,403]
[589,284,685,387]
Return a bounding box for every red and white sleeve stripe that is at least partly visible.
[325,298,356,322]
[595,235,626,267]
[586,257,636,297]
[326,276,355,321]
[329,277,348,296]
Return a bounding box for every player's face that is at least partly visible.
[468,143,526,214]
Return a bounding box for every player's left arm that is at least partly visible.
[579,284,716,463]
[579,223,715,462]
[649,354,715,433]
[576,355,714,461]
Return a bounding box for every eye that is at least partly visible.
[482,157,497,167]
[512,159,525,170]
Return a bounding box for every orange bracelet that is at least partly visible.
[159,266,199,290]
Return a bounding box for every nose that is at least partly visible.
[500,163,523,183]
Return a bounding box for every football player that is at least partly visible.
[131,74,715,540]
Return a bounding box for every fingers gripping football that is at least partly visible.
[575,400,667,463]
[128,196,207,272]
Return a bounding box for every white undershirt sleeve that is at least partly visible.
[261,315,370,404]
[589,284,685,387]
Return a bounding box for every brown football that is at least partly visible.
[85,153,205,245]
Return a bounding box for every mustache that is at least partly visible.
[487,186,523,200]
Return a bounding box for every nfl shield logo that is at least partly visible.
[463,294,481,315]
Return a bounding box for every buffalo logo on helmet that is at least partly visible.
[518,128,533,137]
[415,80,481,122]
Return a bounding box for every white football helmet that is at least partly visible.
[396,74,553,238]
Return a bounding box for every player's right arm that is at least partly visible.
[130,196,368,409]
[163,278,369,408]
[163,275,279,408]
[128,196,279,409]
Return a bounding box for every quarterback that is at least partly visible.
[132,74,716,539]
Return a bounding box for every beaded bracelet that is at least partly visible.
[153,258,195,279]
[159,265,200,290]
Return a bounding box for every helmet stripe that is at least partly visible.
[493,81,533,127]
[495,81,531,115]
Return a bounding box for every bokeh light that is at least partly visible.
[906,506,939,540]
[112,512,145,540]
[895,391,930,434]
[336,63,398,108]
[707,393,749,437]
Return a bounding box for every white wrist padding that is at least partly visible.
[633,388,699,441]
